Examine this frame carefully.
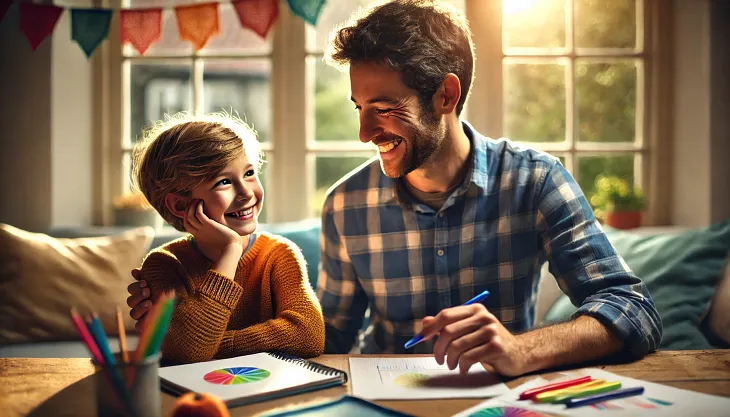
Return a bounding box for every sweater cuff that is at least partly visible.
[198,270,244,310]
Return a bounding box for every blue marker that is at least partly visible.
[404,290,490,349]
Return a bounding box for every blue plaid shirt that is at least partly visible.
[317,121,662,357]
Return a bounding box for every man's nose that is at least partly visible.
[359,112,383,143]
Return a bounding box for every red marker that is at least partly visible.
[519,376,593,400]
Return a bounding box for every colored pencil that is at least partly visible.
[534,379,606,402]
[143,296,175,358]
[131,294,167,363]
[550,381,622,404]
[519,376,593,400]
[116,308,129,364]
[565,386,645,408]
[69,307,103,363]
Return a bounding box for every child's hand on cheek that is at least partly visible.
[184,200,243,261]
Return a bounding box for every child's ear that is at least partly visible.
[164,193,188,219]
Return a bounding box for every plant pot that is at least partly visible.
[605,211,642,230]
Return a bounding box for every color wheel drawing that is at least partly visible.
[468,407,551,417]
[393,373,430,388]
[203,367,271,385]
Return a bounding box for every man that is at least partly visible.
[128,0,662,376]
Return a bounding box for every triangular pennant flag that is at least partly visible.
[121,9,162,55]
[19,3,64,50]
[286,0,326,26]
[1,0,13,23]
[175,3,220,50]
[71,9,113,58]
[232,0,278,39]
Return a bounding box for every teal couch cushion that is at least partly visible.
[544,220,730,350]
[260,219,321,289]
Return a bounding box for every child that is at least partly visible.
[131,112,325,363]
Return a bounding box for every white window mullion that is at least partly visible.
[270,4,308,222]
[192,58,204,114]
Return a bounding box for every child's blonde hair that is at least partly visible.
[132,112,264,232]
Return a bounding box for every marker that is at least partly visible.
[404,290,490,349]
[565,386,645,408]
[519,376,593,400]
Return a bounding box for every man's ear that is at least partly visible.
[432,73,462,116]
[164,193,188,219]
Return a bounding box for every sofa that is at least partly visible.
[1,219,728,358]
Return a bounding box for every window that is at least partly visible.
[470,0,648,206]
[110,0,652,224]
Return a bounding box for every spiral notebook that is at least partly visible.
[158,352,348,406]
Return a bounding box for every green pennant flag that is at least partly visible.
[71,8,113,58]
[286,0,326,26]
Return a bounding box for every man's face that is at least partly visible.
[350,62,445,178]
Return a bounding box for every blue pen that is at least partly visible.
[404,290,490,349]
[564,386,645,408]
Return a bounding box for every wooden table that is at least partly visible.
[1,350,729,417]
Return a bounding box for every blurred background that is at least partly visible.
[1,0,728,232]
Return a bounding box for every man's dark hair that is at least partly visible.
[326,0,475,116]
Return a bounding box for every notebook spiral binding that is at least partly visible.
[268,352,349,382]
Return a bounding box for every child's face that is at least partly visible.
[189,152,263,237]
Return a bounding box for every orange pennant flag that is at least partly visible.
[121,9,162,55]
[175,3,220,50]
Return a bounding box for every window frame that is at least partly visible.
[97,0,670,226]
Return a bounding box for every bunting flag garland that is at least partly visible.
[71,9,113,57]
[175,3,220,50]
[233,0,278,40]
[1,0,12,23]
[120,9,162,55]
[19,3,64,50]
[8,0,326,58]
[286,0,325,26]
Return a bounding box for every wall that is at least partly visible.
[671,0,730,227]
[0,5,94,232]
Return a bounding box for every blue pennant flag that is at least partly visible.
[286,0,326,26]
[71,9,112,58]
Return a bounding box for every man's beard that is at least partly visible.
[380,109,444,179]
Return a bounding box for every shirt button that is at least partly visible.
[437,249,444,256]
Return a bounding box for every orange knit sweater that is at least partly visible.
[140,232,325,364]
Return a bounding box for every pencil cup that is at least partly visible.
[93,352,161,417]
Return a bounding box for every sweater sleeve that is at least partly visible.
[216,242,326,359]
[142,251,244,363]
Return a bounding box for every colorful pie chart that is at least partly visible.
[468,407,552,417]
[203,367,271,385]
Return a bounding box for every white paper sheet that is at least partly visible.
[453,368,730,417]
[348,357,509,400]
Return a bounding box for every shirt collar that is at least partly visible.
[379,119,490,206]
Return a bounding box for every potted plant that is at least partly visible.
[113,191,161,228]
[589,175,646,229]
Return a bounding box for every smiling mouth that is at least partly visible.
[377,137,403,153]
[225,206,254,220]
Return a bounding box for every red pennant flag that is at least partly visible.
[1,0,13,23]
[19,3,64,50]
[121,9,162,55]
[175,3,220,50]
[232,0,278,40]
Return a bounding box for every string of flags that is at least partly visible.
[0,0,326,57]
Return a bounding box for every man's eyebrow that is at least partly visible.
[350,96,402,106]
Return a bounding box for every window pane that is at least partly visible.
[576,60,636,143]
[575,0,636,49]
[200,4,272,55]
[503,0,565,49]
[202,59,271,143]
[504,61,566,143]
[129,62,192,144]
[312,155,372,215]
[577,154,634,200]
[315,59,359,142]
[123,10,192,56]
